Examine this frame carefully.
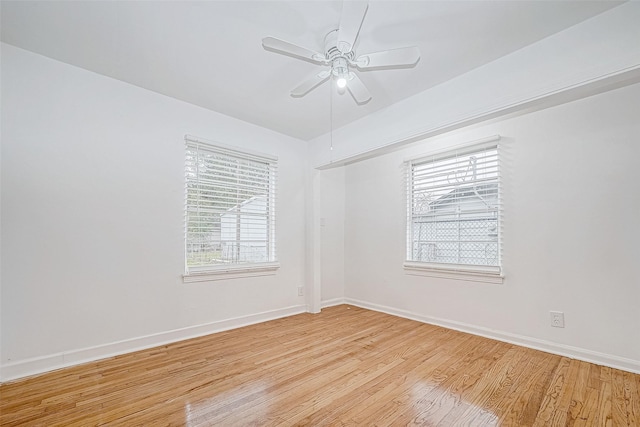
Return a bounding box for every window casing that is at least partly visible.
[405,141,502,281]
[184,137,278,280]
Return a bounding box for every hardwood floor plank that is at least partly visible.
[531,356,571,426]
[392,338,508,426]
[491,350,558,425]
[552,358,583,425]
[597,367,614,427]
[613,367,632,426]
[288,326,452,426]
[447,346,527,425]
[1,305,639,426]
[627,370,640,427]
[567,361,594,426]
[209,318,416,425]
[347,330,475,426]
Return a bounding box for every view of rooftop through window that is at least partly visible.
[408,146,500,267]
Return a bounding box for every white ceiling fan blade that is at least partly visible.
[355,46,421,69]
[262,37,326,63]
[337,1,368,54]
[291,70,331,97]
[346,72,371,104]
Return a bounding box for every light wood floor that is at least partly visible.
[1,305,639,426]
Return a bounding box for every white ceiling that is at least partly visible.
[1,1,622,141]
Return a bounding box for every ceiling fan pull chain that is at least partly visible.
[330,77,334,163]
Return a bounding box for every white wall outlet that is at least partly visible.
[550,311,565,328]
[297,287,304,296]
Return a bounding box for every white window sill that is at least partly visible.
[403,261,503,284]
[183,262,280,283]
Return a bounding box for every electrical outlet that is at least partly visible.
[550,311,565,328]
[297,287,304,296]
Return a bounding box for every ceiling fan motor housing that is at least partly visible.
[324,30,354,79]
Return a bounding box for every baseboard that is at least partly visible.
[1,304,307,383]
[321,297,346,309]
[344,298,640,375]
[5,299,638,382]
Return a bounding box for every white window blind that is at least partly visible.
[185,137,277,274]
[407,143,501,271]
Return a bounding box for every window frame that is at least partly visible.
[403,135,503,284]
[183,135,279,282]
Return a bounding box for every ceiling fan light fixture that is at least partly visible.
[332,56,349,88]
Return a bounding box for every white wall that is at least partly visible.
[342,82,640,372]
[319,167,345,305]
[0,15,4,372]
[3,2,640,381]
[0,44,308,380]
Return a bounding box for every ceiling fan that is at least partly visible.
[262,1,420,104]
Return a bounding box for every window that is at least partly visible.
[184,136,278,280]
[405,140,502,282]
